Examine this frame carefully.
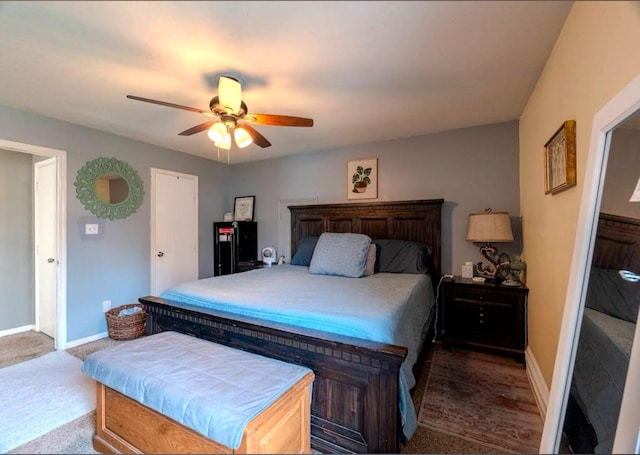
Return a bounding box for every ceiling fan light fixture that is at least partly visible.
[214,133,232,150]
[207,122,228,143]
[234,126,253,148]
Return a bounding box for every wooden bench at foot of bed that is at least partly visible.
[93,377,314,454]
[81,331,315,455]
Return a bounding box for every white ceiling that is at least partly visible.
[0,1,573,164]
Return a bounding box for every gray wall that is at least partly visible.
[0,102,521,342]
[0,150,33,330]
[601,127,640,218]
[0,104,229,342]
[228,121,522,275]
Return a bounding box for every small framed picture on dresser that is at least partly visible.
[234,196,255,221]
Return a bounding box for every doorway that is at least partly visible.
[0,139,67,350]
[150,168,198,296]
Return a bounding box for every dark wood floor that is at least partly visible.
[402,342,545,454]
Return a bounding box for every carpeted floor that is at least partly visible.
[0,351,95,452]
[1,332,128,454]
[2,331,544,454]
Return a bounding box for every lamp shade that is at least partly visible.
[207,122,228,143]
[466,210,514,242]
[234,127,253,148]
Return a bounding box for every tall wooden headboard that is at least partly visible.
[289,199,444,282]
[592,212,640,272]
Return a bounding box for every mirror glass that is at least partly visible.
[94,172,129,204]
[559,109,640,453]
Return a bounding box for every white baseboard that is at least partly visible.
[0,324,35,338]
[525,345,549,420]
[66,331,109,349]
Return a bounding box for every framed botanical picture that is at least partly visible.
[233,195,255,221]
[544,120,577,195]
[347,157,378,200]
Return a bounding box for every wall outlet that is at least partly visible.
[102,300,111,312]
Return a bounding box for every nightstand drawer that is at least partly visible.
[447,299,519,348]
[449,288,515,306]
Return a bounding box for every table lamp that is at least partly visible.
[466,208,514,280]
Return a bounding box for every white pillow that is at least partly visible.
[309,233,372,278]
[362,244,377,276]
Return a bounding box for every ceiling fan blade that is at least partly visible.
[126,95,215,117]
[241,124,272,148]
[244,114,313,127]
[218,76,242,115]
[178,121,217,136]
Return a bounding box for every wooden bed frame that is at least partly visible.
[139,198,443,453]
[563,212,640,453]
[591,212,640,272]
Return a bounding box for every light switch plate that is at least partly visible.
[78,216,104,240]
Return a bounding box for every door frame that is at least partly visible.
[540,73,640,452]
[0,139,67,350]
[150,168,198,296]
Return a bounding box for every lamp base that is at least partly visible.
[476,243,498,278]
[475,244,511,282]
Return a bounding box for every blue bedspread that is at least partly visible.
[160,264,435,439]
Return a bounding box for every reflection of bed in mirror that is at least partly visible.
[563,212,640,454]
[139,199,443,454]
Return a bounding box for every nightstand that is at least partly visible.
[440,276,528,362]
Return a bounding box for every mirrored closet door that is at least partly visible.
[559,110,640,454]
[541,74,640,455]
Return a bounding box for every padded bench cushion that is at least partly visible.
[81,331,313,449]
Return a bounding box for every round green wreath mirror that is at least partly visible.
[75,157,144,220]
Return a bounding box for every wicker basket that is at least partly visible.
[106,304,146,340]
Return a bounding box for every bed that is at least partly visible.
[139,199,443,454]
[564,212,640,454]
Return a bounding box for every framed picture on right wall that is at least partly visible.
[544,120,577,195]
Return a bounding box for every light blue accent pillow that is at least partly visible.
[309,233,372,278]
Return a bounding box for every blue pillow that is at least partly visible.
[290,236,319,266]
[585,267,640,323]
[309,233,372,278]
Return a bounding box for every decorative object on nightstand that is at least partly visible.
[503,259,526,286]
[461,261,474,279]
[262,246,276,265]
[465,208,514,280]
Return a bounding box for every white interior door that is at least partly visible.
[277,197,318,262]
[34,157,57,338]
[151,168,198,296]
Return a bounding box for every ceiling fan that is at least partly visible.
[127,76,314,150]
